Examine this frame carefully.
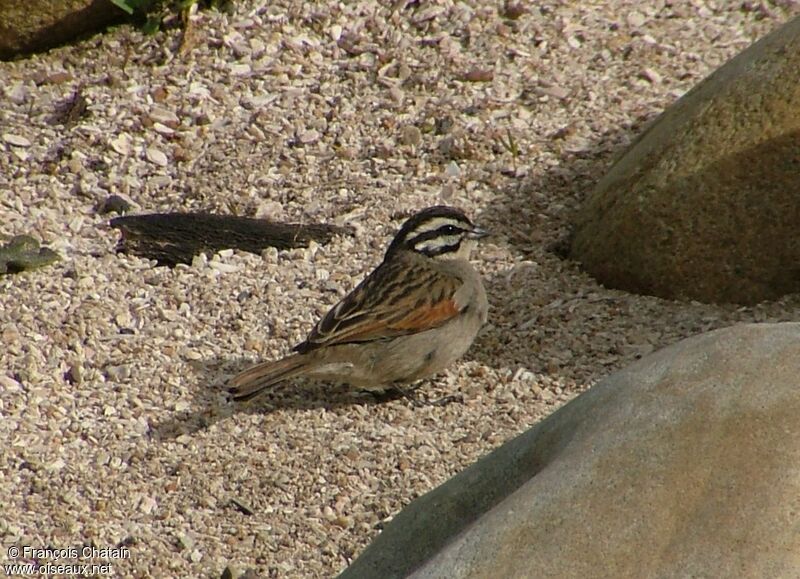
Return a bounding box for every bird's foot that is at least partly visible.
[365,384,462,407]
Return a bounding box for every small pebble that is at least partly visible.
[461,68,494,82]
[152,122,174,135]
[97,195,133,215]
[110,134,132,155]
[627,11,646,27]
[209,261,240,273]
[230,64,251,76]
[149,107,180,127]
[445,161,461,178]
[146,146,168,167]
[7,83,28,104]
[400,125,422,146]
[65,363,83,385]
[139,496,157,515]
[105,364,131,382]
[177,533,195,551]
[640,67,662,84]
[3,133,31,147]
[536,85,570,100]
[298,129,320,144]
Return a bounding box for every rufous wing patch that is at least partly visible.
[389,298,459,331]
[303,298,460,347]
[296,256,464,350]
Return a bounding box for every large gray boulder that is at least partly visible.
[569,15,800,305]
[339,323,800,578]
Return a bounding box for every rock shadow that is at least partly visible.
[465,119,657,379]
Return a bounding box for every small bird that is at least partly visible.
[228,205,489,402]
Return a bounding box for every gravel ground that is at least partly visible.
[2,1,800,577]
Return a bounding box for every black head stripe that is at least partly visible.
[409,225,465,247]
[386,206,474,257]
[417,239,462,257]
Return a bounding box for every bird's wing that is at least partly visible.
[294,253,464,353]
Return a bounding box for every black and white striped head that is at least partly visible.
[386,206,488,260]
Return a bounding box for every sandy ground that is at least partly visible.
[2,1,799,577]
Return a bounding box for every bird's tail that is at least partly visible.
[227,354,310,402]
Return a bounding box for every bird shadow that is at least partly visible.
[148,356,389,442]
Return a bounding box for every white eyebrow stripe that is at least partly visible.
[409,217,464,237]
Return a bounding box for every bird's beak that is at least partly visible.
[468,225,489,240]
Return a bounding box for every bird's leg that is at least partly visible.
[426,392,464,407]
[364,384,415,403]
[369,382,463,407]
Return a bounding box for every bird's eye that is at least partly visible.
[441,225,460,235]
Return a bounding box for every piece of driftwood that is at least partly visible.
[110,212,351,266]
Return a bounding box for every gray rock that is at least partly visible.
[339,323,800,579]
[570,15,800,305]
[0,235,60,274]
